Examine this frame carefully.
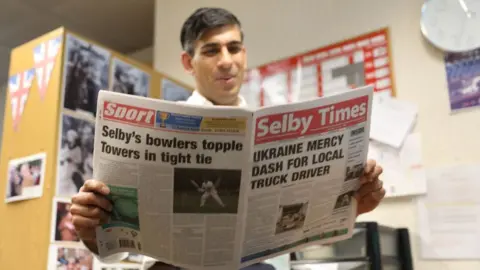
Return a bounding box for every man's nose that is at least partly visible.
[217,47,233,70]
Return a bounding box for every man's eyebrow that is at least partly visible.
[201,40,243,49]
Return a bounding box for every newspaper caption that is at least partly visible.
[100,125,243,165]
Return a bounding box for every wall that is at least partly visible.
[0,83,5,153]
[128,46,154,66]
[153,0,480,269]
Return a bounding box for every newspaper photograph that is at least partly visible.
[93,85,373,270]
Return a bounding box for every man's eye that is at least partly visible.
[228,46,241,54]
[203,49,219,56]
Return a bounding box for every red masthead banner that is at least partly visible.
[254,95,369,144]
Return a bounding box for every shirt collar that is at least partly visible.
[185,90,248,108]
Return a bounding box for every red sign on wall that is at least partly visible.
[242,28,395,107]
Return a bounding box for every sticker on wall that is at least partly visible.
[33,35,63,100]
[445,48,480,113]
[161,78,192,101]
[110,57,150,97]
[9,68,35,130]
[5,152,46,203]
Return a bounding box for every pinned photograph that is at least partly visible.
[161,78,192,101]
[345,163,364,181]
[111,57,150,97]
[51,197,79,244]
[5,152,46,203]
[275,202,308,234]
[48,245,93,270]
[173,168,241,214]
[62,34,110,117]
[333,191,355,210]
[56,113,94,197]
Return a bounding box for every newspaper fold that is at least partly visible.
[93,85,374,270]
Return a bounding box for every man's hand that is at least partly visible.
[355,159,385,216]
[70,179,113,252]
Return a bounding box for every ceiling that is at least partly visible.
[0,0,155,85]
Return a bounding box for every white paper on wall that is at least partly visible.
[367,133,426,198]
[417,163,480,259]
[370,96,418,148]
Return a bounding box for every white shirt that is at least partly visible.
[182,89,248,107]
[92,90,248,269]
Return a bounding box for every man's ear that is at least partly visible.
[181,51,194,75]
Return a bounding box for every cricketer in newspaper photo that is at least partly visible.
[173,167,241,214]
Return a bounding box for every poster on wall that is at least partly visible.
[47,245,94,270]
[9,68,35,131]
[56,112,94,197]
[110,57,150,97]
[50,197,80,244]
[445,49,480,113]
[243,28,395,107]
[161,78,192,101]
[5,152,46,203]
[62,34,111,119]
[33,35,63,100]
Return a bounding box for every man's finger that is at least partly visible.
[364,159,376,174]
[356,180,383,199]
[359,175,370,184]
[75,226,97,242]
[72,215,100,230]
[372,188,386,201]
[70,204,110,221]
[80,179,110,195]
[71,192,113,212]
[371,166,383,179]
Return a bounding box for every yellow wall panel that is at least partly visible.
[0,27,66,270]
[0,27,193,270]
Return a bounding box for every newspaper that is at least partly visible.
[93,85,374,270]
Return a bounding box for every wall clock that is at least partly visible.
[421,0,480,52]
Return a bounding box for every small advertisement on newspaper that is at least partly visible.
[93,85,373,270]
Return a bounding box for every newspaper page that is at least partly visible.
[92,85,373,269]
[93,90,253,270]
[239,85,373,267]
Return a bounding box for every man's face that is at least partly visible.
[182,24,247,105]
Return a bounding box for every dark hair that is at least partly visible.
[180,7,243,56]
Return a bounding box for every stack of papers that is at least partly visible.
[367,94,426,198]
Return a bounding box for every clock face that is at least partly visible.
[421,0,480,52]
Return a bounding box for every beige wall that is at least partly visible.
[128,46,154,66]
[153,0,480,269]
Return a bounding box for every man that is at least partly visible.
[70,7,385,270]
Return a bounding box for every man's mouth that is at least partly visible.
[217,75,235,81]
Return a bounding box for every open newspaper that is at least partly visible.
[93,85,374,270]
